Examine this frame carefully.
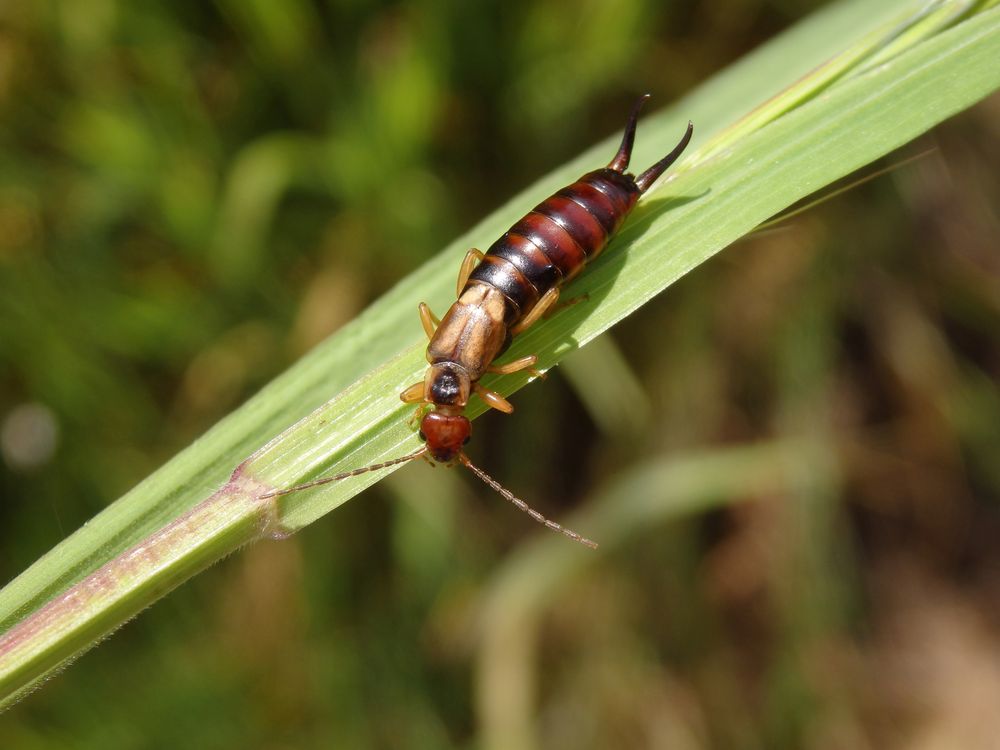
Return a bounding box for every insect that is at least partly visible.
[264,95,694,549]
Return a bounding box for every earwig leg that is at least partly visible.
[456,249,486,297]
[400,381,425,404]
[548,292,589,316]
[487,354,544,380]
[510,287,560,336]
[408,403,430,428]
[418,303,440,340]
[474,383,514,414]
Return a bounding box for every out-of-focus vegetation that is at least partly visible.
[1,1,998,748]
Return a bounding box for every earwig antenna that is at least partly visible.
[608,93,650,173]
[260,447,428,499]
[458,454,598,549]
[635,121,694,193]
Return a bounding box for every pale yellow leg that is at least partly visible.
[511,287,560,336]
[474,383,514,414]
[551,292,589,313]
[487,354,544,380]
[400,381,425,403]
[401,382,429,427]
[408,403,430,428]
[457,248,485,297]
[418,303,439,340]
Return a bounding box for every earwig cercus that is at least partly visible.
[264,95,693,549]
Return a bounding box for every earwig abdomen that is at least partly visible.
[467,168,642,325]
[535,196,606,259]
[508,214,585,282]
[490,236,562,294]
[465,254,540,322]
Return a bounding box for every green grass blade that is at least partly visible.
[1,0,918,636]
[2,0,998,709]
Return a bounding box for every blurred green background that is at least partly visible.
[1,1,999,748]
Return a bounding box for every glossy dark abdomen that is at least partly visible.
[466,168,641,324]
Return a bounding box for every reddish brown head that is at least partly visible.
[419,410,471,463]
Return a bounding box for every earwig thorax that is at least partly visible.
[424,362,471,407]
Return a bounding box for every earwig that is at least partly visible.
[265,95,693,549]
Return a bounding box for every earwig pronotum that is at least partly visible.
[264,95,693,549]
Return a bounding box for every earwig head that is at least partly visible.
[425,363,471,408]
[419,410,471,462]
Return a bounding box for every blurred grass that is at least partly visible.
[1,0,999,748]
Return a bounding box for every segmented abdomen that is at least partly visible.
[465,168,641,325]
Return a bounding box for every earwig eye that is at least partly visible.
[418,430,427,442]
[463,436,471,445]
